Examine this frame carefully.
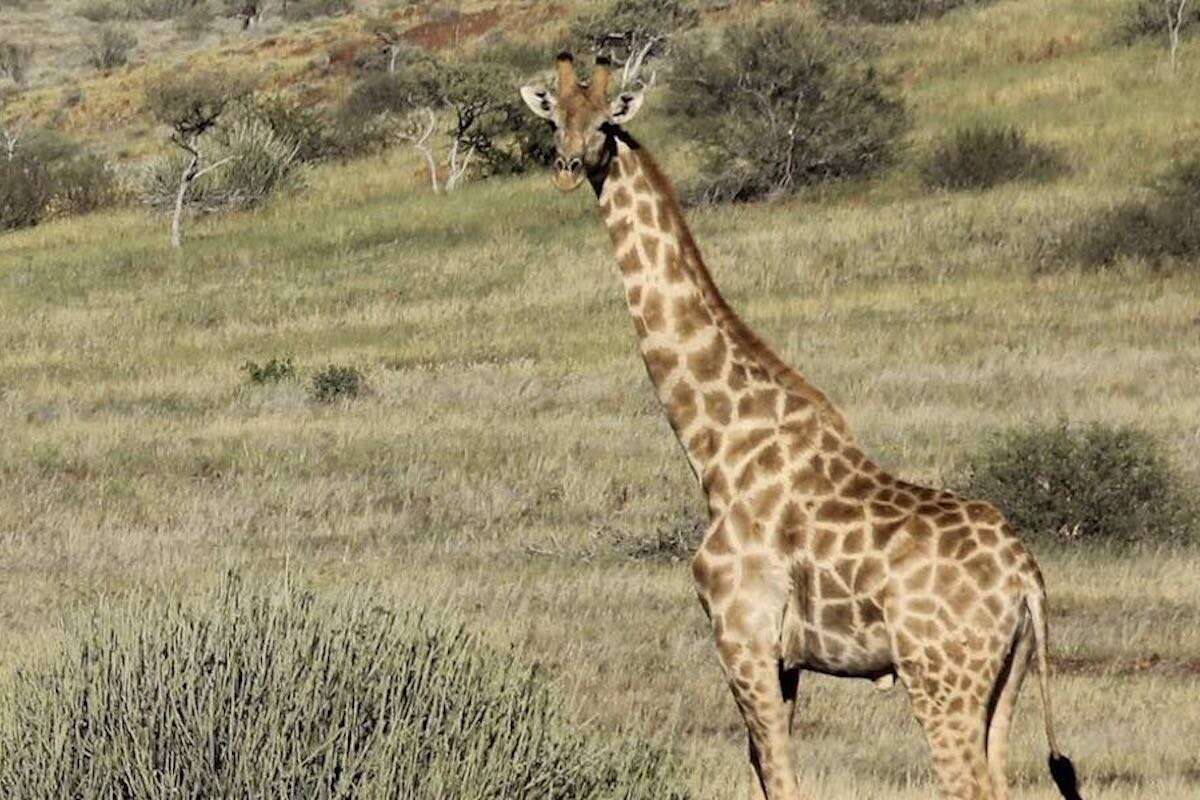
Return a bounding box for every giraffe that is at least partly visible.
[519,54,1084,800]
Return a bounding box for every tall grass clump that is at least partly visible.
[819,0,990,24]
[1066,156,1200,268]
[921,124,1065,191]
[960,423,1195,547]
[0,575,688,799]
[666,12,908,203]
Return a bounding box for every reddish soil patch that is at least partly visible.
[402,8,503,50]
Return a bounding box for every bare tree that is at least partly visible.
[1165,0,1191,69]
[226,1,264,30]
[393,108,440,192]
[366,15,406,74]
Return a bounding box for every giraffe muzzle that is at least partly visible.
[553,156,585,192]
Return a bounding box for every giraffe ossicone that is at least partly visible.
[519,54,1085,800]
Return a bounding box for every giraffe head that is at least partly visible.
[520,53,645,192]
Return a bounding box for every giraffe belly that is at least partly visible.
[781,562,893,678]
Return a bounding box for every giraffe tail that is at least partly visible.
[1027,588,1084,800]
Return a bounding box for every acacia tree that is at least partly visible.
[1165,0,1192,68]
[146,71,250,247]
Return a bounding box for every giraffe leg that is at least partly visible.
[747,666,799,800]
[986,622,1034,800]
[896,659,995,800]
[713,634,801,800]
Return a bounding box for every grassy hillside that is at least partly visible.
[2,0,1199,797]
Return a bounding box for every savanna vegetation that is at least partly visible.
[1,0,1199,798]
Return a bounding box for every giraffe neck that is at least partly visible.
[594,134,850,492]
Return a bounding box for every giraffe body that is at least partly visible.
[520,54,1082,800]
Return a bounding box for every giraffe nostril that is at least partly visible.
[554,156,566,171]
[567,158,583,173]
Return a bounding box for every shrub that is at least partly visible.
[1066,156,1200,268]
[0,130,117,229]
[960,422,1195,546]
[921,124,1065,191]
[241,93,335,162]
[569,0,698,69]
[310,363,363,402]
[0,574,688,799]
[138,112,306,212]
[281,0,354,21]
[174,3,214,39]
[242,355,295,384]
[667,12,908,203]
[1115,0,1200,44]
[86,25,137,70]
[0,157,52,230]
[819,0,989,24]
[75,0,123,23]
[0,42,34,86]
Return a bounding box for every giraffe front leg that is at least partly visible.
[746,666,800,800]
[713,631,801,800]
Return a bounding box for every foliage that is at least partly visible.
[921,124,1066,191]
[1115,0,1200,44]
[86,25,137,70]
[666,12,908,203]
[138,113,306,212]
[78,0,207,21]
[0,157,52,231]
[281,0,354,21]
[569,0,698,75]
[1066,156,1200,267]
[174,3,215,39]
[819,0,989,24]
[242,356,295,384]
[144,69,251,136]
[310,363,363,402]
[0,129,116,230]
[0,575,688,799]
[0,42,34,86]
[240,93,336,163]
[960,423,1195,546]
[338,53,554,177]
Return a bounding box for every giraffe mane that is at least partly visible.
[628,145,852,437]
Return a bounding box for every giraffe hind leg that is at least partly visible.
[896,657,996,800]
[985,620,1034,800]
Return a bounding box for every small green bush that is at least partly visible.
[174,3,214,39]
[667,12,908,203]
[921,124,1065,191]
[310,363,363,402]
[0,574,688,799]
[1115,0,1200,44]
[75,0,123,23]
[960,422,1195,546]
[819,0,989,24]
[86,25,137,70]
[242,355,295,384]
[1066,156,1200,268]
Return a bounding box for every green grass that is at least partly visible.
[1,1,1199,798]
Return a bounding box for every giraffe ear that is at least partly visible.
[520,85,556,121]
[608,90,644,125]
